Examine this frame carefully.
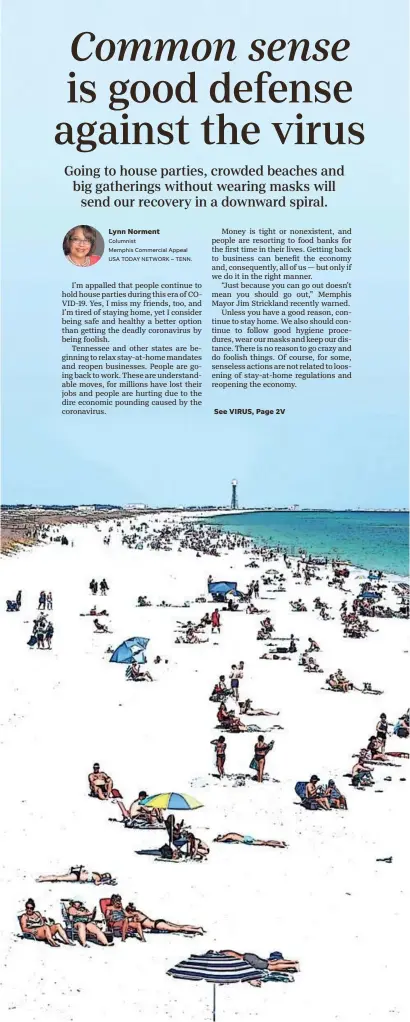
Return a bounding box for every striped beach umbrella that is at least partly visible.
[167,951,264,1021]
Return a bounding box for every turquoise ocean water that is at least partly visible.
[204,511,409,577]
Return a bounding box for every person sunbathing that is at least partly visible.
[20,898,72,947]
[88,763,113,799]
[116,792,164,825]
[351,754,374,787]
[66,900,110,946]
[215,833,286,847]
[105,894,204,939]
[238,699,277,717]
[93,619,110,633]
[36,867,116,885]
[246,603,260,615]
[221,949,299,982]
[217,702,246,731]
[305,775,332,809]
[323,780,347,809]
[326,674,352,692]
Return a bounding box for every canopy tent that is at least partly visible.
[208,581,242,597]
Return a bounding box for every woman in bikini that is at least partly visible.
[20,899,72,947]
[36,866,116,885]
[211,736,226,777]
[105,895,204,939]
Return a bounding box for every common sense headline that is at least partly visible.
[55,35,365,152]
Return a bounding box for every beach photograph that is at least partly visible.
[1,503,409,1021]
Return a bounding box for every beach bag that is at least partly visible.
[249,757,258,770]
[295,781,307,800]
[27,635,37,647]
[159,843,174,859]
[396,727,408,738]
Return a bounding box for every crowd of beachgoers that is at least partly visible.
[1,513,409,1020]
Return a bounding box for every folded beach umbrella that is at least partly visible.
[140,792,203,811]
[110,636,149,663]
[167,951,264,1021]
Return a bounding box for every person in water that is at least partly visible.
[20,899,72,947]
[36,867,115,885]
[63,225,101,267]
[214,833,286,847]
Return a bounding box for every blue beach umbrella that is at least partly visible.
[110,637,149,663]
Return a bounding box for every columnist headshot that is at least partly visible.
[63,225,104,267]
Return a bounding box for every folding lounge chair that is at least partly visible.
[61,900,113,943]
[18,915,36,939]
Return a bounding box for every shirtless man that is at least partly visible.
[305,775,331,809]
[88,763,113,800]
[115,791,164,825]
[20,898,72,947]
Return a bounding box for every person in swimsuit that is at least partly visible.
[20,898,72,947]
[36,867,115,885]
[221,949,299,983]
[253,736,274,783]
[115,791,164,825]
[105,895,204,939]
[88,763,113,799]
[211,608,220,633]
[214,833,286,847]
[211,736,226,777]
[323,780,347,809]
[67,900,110,946]
[376,713,389,749]
[305,775,332,809]
[217,702,246,731]
[239,699,276,717]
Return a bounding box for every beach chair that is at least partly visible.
[294,781,322,810]
[18,915,37,940]
[61,900,112,943]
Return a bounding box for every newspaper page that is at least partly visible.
[1,2,409,1021]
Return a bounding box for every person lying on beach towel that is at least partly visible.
[238,699,278,717]
[214,833,286,848]
[221,949,299,983]
[36,867,116,885]
[104,894,204,939]
[20,899,72,947]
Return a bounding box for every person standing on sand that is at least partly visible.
[252,736,274,783]
[230,665,241,702]
[211,736,226,777]
[211,608,220,633]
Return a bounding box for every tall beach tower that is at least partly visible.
[231,479,238,510]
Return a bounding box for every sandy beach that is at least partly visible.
[1,514,408,1022]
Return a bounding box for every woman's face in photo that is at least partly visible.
[69,228,91,259]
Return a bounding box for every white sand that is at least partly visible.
[0,517,408,1022]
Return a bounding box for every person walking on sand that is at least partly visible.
[46,592,53,610]
[211,608,221,634]
[38,591,46,610]
[252,736,274,783]
[211,736,226,778]
[229,665,241,702]
[45,621,54,649]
